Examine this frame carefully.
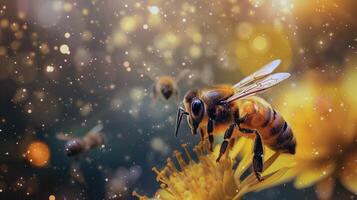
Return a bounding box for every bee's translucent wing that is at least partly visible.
[227,73,290,103]
[88,124,103,134]
[137,68,158,81]
[175,68,190,83]
[56,132,75,141]
[233,59,281,89]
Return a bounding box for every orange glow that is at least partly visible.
[26,141,50,167]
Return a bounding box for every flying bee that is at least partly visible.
[57,124,105,157]
[138,68,190,102]
[175,59,296,181]
[56,124,106,184]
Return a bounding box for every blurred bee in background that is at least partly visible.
[175,60,296,181]
[57,124,106,184]
[57,124,106,157]
[138,68,191,102]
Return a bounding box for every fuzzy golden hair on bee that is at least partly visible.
[137,68,191,102]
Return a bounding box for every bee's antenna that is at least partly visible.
[175,106,188,137]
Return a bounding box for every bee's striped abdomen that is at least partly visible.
[260,108,296,154]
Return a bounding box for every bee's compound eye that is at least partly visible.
[64,139,84,156]
[191,98,204,118]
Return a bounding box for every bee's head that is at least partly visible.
[64,139,85,157]
[175,90,202,137]
[190,98,204,122]
[187,98,205,135]
[160,83,174,100]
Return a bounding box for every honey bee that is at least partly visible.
[57,124,105,157]
[175,59,296,181]
[138,68,190,102]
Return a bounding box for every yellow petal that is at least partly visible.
[294,162,335,189]
[315,177,335,200]
[340,151,357,193]
[250,167,291,192]
[234,145,253,180]
[229,137,248,159]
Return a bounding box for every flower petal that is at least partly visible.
[294,162,335,189]
[250,167,291,192]
[340,151,357,193]
[315,177,335,200]
[229,137,248,159]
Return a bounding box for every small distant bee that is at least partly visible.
[138,68,190,102]
[175,59,296,181]
[57,124,105,157]
[57,124,106,184]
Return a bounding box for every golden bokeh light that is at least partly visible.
[252,35,268,51]
[25,141,50,167]
[233,23,292,75]
[275,71,357,197]
[120,16,141,33]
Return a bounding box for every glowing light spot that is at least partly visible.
[39,43,50,54]
[143,24,149,30]
[82,31,92,41]
[189,45,202,58]
[63,2,73,12]
[120,16,139,32]
[113,31,127,47]
[82,8,89,16]
[249,0,264,7]
[252,35,268,51]
[26,141,50,167]
[46,65,55,73]
[49,195,55,200]
[236,22,253,39]
[148,6,159,15]
[123,61,130,68]
[64,32,70,38]
[150,137,165,152]
[59,44,70,55]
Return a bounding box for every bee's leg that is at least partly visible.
[253,131,264,182]
[216,123,235,162]
[229,138,236,149]
[207,118,214,151]
[199,128,206,141]
[175,90,179,103]
[234,110,264,181]
[152,83,157,105]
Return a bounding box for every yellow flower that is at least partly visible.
[133,139,295,200]
[276,71,357,199]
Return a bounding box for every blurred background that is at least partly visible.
[0,0,356,199]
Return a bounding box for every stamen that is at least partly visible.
[181,144,193,162]
[174,150,187,170]
[135,138,293,200]
[166,158,178,175]
[132,191,148,200]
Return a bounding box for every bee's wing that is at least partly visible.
[137,68,158,81]
[233,59,281,89]
[175,68,190,83]
[87,124,103,135]
[56,132,75,141]
[227,73,290,103]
